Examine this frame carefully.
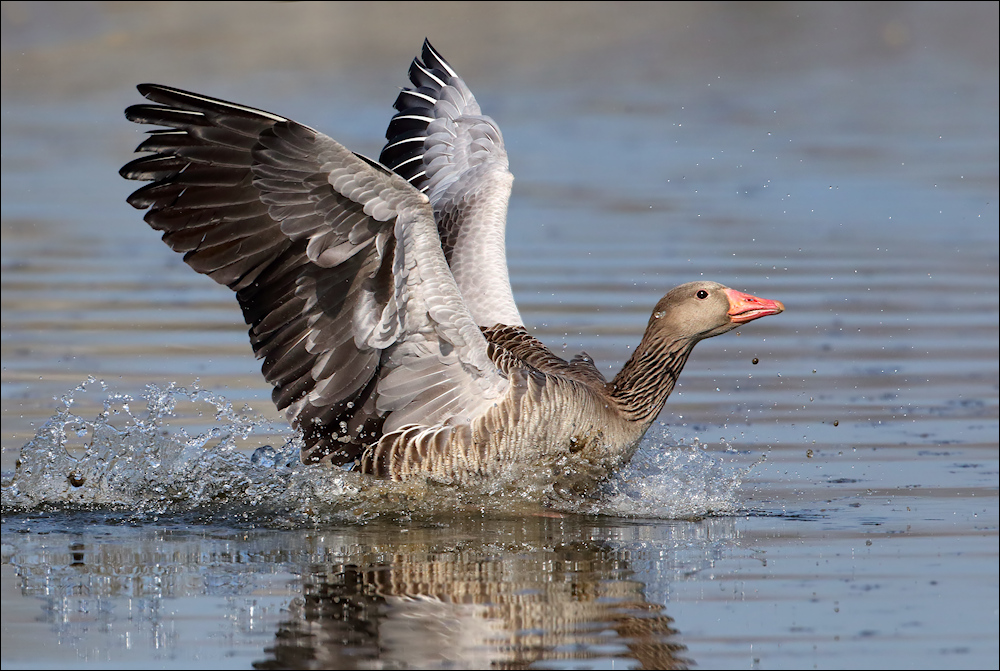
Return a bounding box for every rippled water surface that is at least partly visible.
[2,3,997,669]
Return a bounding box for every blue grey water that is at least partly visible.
[2,3,997,669]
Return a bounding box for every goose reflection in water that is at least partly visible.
[255,539,689,669]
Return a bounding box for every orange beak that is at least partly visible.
[724,288,785,324]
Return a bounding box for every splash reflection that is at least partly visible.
[0,515,746,668]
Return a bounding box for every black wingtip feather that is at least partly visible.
[378,40,463,187]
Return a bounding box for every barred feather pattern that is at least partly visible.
[609,338,695,424]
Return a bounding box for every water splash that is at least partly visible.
[2,379,754,523]
[1,378,357,525]
[592,426,755,518]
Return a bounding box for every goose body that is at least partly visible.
[121,40,783,484]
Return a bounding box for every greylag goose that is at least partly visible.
[120,40,783,484]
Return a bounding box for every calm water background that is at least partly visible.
[2,2,997,669]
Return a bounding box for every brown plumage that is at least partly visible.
[121,40,783,485]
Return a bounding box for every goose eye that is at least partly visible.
[696,290,709,299]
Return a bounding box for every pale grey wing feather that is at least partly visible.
[122,84,507,466]
[251,119,510,442]
[373,207,509,433]
[380,39,522,329]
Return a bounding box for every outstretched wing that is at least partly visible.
[379,39,522,329]
[121,84,507,466]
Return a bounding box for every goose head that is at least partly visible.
[646,281,784,343]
